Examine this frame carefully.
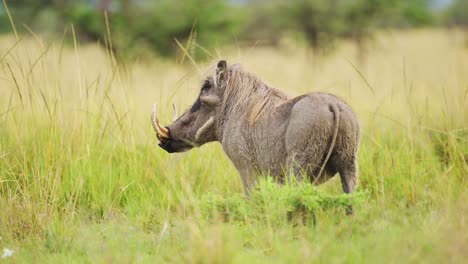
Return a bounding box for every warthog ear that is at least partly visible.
[216,60,227,82]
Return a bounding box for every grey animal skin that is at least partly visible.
[152,60,360,212]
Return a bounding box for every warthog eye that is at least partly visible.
[201,80,211,92]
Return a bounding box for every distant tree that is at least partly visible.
[0,0,439,60]
[237,0,290,46]
[446,0,468,26]
[445,0,468,47]
[341,0,385,64]
[289,0,342,52]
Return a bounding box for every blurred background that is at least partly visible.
[1,0,467,61]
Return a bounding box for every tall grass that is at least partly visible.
[0,29,467,263]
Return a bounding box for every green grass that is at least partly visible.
[0,30,467,263]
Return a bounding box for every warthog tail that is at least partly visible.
[316,104,340,181]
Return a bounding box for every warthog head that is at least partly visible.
[152,60,228,153]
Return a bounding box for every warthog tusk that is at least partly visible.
[151,103,170,140]
[195,116,214,141]
[172,104,178,122]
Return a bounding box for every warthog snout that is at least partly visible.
[151,103,194,153]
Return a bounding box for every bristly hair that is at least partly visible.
[219,64,289,123]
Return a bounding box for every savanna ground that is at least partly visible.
[0,29,467,263]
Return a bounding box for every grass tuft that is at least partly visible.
[201,178,366,224]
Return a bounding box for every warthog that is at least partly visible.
[152,60,360,208]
